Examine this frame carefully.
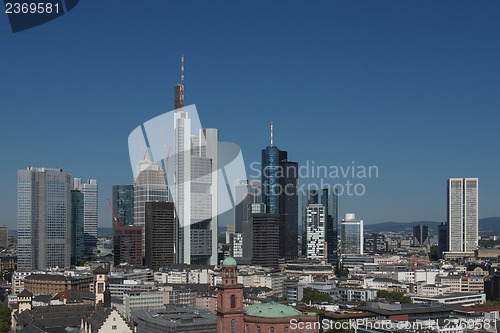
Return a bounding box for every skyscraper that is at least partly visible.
[234,179,261,233]
[112,185,134,226]
[322,188,339,261]
[174,107,218,265]
[261,131,299,261]
[70,190,85,265]
[0,226,8,249]
[242,203,266,258]
[134,160,169,255]
[413,224,429,247]
[301,189,319,256]
[306,204,326,260]
[251,213,280,267]
[447,178,478,254]
[340,213,364,255]
[113,225,142,267]
[72,178,98,255]
[438,221,449,260]
[279,160,298,259]
[18,167,71,270]
[145,201,175,270]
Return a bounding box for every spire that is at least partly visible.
[271,121,273,147]
[180,54,184,107]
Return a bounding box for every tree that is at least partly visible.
[301,287,333,304]
[377,290,412,304]
[429,245,438,261]
[0,303,11,333]
[341,268,349,277]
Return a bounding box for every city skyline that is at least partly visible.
[2,1,500,230]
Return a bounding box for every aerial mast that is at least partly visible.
[180,54,184,107]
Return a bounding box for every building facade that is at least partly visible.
[112,185,134,226]
[447,178,478,254]
[174,106,218,265]
[144,201,176,269]
[251,213,280,267]
[413,224,429,247]
[70,190,85,265]
[306,204,326,260]
[322,188,339,262]
[72,178,98,255]
[18,167,71,270]
[113,225,143,267]
[341,213,364,255]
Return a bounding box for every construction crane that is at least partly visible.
[107,198,122,227]
[413,254,431,284]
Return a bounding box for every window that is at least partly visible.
[231,295,236,308]
[270,328,275,333]
[256,326,261,333]
[245,325,249,333]
[231,319,236,333]
[112,325,117,330]
[285,328,289,333]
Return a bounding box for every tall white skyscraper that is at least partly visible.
[18,167,71,270]
[341,213,364,255]
[73,178,98,255]
[174,108,218,265]
[447,178,478,254]
[133,159,169,255]
[306,204,326,260]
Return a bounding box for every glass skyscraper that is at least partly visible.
[261,146,282,214]
[134,160,169,255]
[73,178,98,255]
[279,160,298,259]
[322,188,339,261]
[17,167,71,270]
[70,190,85,265]
[112,185,134,226]
[340,213,364,255]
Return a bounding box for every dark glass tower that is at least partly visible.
[322,188,339,261]
[70,190,85,265]
[145,201,176,270]
[413,224,429,246]
[261,146,281,214]
[279,160,298,259]
[112,185,134,227]
[438,222,449,259]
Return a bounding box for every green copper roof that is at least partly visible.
[243,302,306,318]
[222,256,237,266]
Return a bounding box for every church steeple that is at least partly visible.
[217,257,244,332]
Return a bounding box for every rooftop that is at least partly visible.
[244,301,314,318]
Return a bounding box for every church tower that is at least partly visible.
[93,266,109,306]
[216,257,244,333]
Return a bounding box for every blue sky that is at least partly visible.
[1,1,499,230]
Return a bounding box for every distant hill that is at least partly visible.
[364,217,500,235]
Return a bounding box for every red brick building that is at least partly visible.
[217,257,319,333]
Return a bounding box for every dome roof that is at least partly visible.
[243,302,308,318]
[222,256,237,266]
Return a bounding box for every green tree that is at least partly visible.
[301,287,333,304]
[429,245,438,261]
[377,290,412,304]
[0,303,11,333]
[341,268,349,277]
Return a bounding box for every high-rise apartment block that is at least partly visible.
[72,178,98,255]
[305,204,326,260]
[446,178,478,255]
[18,167,71,270]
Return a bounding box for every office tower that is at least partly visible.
[364,233,387,254]
[413,224,429,247]
[251,213,280,267]
[279,160,298,260]
[72,178,98,255]
[226,224,235,244]
[261,146,283,214]
[17,167,71,270]
[70,190,85,265]
[242,203,266,258]
[340,213,364,255]
[174,107,218,265]
[234,179,261,234]
[438,222,449,260]
[0,226,7,249]
[322,188,339,261]
[113,225,142,267]
[447,178,478,253]
[305,204,326,260]
[112,185,134,226]
[302,189,319,256]
[145,201,175,270]
[134,160,169,255]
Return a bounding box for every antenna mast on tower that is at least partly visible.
[271,121,273,147]
[180,54,184,107]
